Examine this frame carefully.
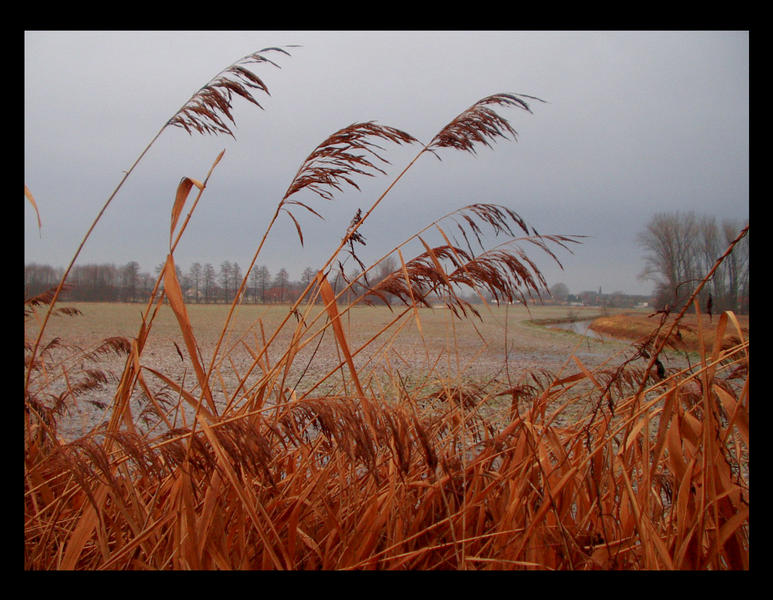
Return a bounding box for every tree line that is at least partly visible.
[637,211,749,314]
[23,260,324,305]
[25,211,750,314]
[23,259,404,306]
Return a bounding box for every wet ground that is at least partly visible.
[26,303,686,440]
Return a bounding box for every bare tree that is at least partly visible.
[251,265,270,303]
[638,212,698,310]
[300,266,315,287]
[230,262,243,303]
[25,263,63,298]
[638,211,749,313]
[121,261,140,302]
[248,265,260,303]
[70,263,120,301]
[721,218,749,313]
[139,270,154,300]
[375,256,397,282]
[274,267,289,303]
[298,266,316,303]
[549,282,569,303]
[696,216,724,310]
[219,261,233,302]
[203,263,216,303]
[188,262,202,303]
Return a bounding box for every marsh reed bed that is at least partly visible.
[24,47,749,570]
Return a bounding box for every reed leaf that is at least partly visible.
[25,184,42,234]
[162,255,216,415]
[317,271,365,399]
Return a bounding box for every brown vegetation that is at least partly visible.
[591,312,749,354]
[24,47,749,570]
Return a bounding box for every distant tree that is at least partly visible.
[248,265,259,303]
[252,265,270,303]
[297,267,316,303]
[121,261,140,302]
[139,270,154,300]
[638,211,748,313]
[359,256,399,305]
[70,263,119,301]
[185,263,200,303]
[549,282,569,303]
[219,261,233,302]
[155,262,183,294]
[203,263,216,303]
[721,218,750,313]
[24,263,62,297]
[300,266,315,287]
[273,268,289,303]
[231,262,244,303]
[347,268,365,304]
[376,256,397,282]
[607,290,626,308]
[638,212,700,310]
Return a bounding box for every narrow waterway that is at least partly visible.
[545,318,607,340]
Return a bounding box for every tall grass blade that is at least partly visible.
[25,184,42,234]
[162,255,216,415]
[317,271,365,399]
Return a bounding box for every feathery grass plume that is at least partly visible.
[168,46,297,138]
[362,235,580,318]
[284,121,419,202]
[210,419,277,486]
[280,121,419,244]
[426,93,544,158]
[352,203,578,316]
[24,285,78,319]
[82,336,132,362]
[68,368,113,398]
[103,430,166,481]
[156,428,215,476]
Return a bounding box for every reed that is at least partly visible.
[24,48,749,570]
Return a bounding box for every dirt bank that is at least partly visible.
[589,311,749,353]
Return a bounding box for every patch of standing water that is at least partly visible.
[546,318,607,341]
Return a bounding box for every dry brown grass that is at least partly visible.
[591,312,749,355]
[24,48,749,570]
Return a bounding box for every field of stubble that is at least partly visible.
[28,301,664,441]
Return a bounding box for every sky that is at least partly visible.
[24,30,749,296]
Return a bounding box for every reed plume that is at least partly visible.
[168,46,296,138]
[427,93,544,158]
[280,121,419,244]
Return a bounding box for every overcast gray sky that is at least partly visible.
[24,30,749,296]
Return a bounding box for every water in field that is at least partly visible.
[545,318,607,341]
